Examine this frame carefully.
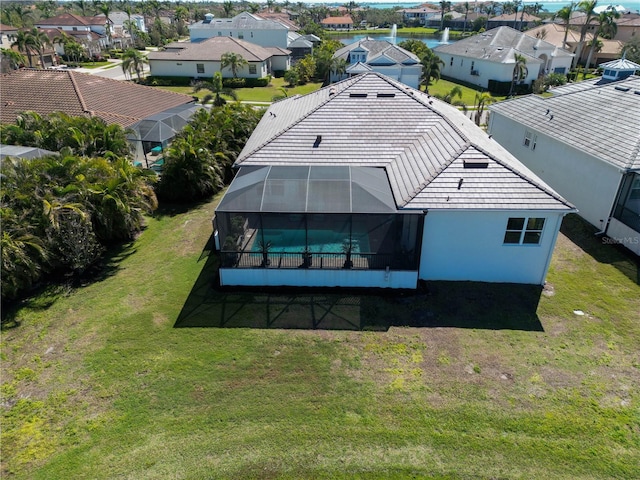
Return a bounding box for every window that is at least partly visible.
[249,64,256,74]
[196,63,204,74]
[218,31,221,36]
[251,32,253,37]
[504,217,545,245]
[450,57,453,66]
[238,32,244,39]
[470,61,475,71]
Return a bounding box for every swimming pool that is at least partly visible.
[251,229,370,254]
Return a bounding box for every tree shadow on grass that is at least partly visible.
[561,214,639,285]
[174,252,544,332]
[1,241,137,330]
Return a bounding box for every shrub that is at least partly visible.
[222,77,246,88]
[273,70,285,78]
[145,76,192,86]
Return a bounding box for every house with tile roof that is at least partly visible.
[148,36,290,79]
[0,23,18,47]
[486,12,541,31]
[189,12,290,49]
[488,70,640,256]
[320,16,354,30]
[525,24,623,66]
[331,38,422,89]
[213,72,574,289]
[0,69,195,128]
[434,26,574,92]
[35,13,112,50]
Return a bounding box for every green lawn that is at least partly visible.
[2,195,639,478]
[79,61,112,69]
[156,77,323,104]
[426,78,507,105]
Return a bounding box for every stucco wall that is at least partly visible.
[419,210,564,284]
[149,59,267,78]
[488,113,622,232]
[437,54,539,89]
[220,268,418,289]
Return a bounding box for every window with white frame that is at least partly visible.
[504,217,545,245]
[196,63,204,74]
[523,130,538,150]
[249,64,256,74]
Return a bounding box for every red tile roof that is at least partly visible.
[1,69,195,127]
[35,13,107,27]
[0,23,19,33]
[321,16,353,25]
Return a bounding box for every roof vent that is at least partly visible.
[377,93,395,98]
[313,135,322,148]
[464,159,489,169]
[614,86,630,92]
[329,87,337,96]
[349,93,368,98]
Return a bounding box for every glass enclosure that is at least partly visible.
[215,165,423,271]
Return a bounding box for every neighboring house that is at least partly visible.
[189,12,289,49]
[256,12,299,32]
[398,7,439,24]
[213,72,574,289]
[434,26,573,91]
[615,14,640,43]
[526,23,623,66]
[287,36,313,62]
[0,23,18,47]
[488,69,640,256]
[321,16,354,30]
[96,11,146,37]
[148,36,290,79]
[35,13,111,45]
[331,38,422,89]
[0,69,194,128]
[486,12,541,31]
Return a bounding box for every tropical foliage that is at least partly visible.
[221,52,248,78]
[156,104,264,202]
[420,48,445,92]
[121,47,149,82]
[0,111,132,158]
[1,154,157,302]
[193,72,237,106]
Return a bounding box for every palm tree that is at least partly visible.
[556,2,575,50]
[463,1,470,33]
[509,53,528,96]
[99,2,114,46]
[513,0,521,30]
[329,57,347,82]
[75,0,89,16]
[433,86,468,111]
[420,49,444,93]
[121,47,148,81]
[26,27,52,69]
[223,0,234,17]
[12,30,36,68]
[473,92,495,126]
[439,0,452,32]
[221,52,248,78]
[573,0,599,69]
[584,8,619,76]
[194,72,237,106]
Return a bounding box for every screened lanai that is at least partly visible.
[215,165,423,271]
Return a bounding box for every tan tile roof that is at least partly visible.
[149,36,281,62]
[0,23,18,33]
[1,69,194,128]
[35,13,106,27]
[321,16,353,25]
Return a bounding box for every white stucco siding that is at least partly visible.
[489,114,622,232]
[220,268,418,289]
[270,55,290,72]
[149,59,268,78]
[439,54,538,89]
[419,210,564,284]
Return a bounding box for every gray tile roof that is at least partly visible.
[434,26,571,64]
[489,76,640,170]
[333,38,420,66]
[190,11,287,31]
[0,144,58,159]
[149,36,280,62]
[236,72,572,211]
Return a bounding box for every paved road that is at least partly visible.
[79,56,150,81]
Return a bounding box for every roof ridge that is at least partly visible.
[235,75,365,162]
[67,71,90,115]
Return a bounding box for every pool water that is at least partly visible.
[251,229,369,254]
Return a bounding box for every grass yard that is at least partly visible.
[156,77,323,104]
[1,195,639,479]
[426,78,507,105]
